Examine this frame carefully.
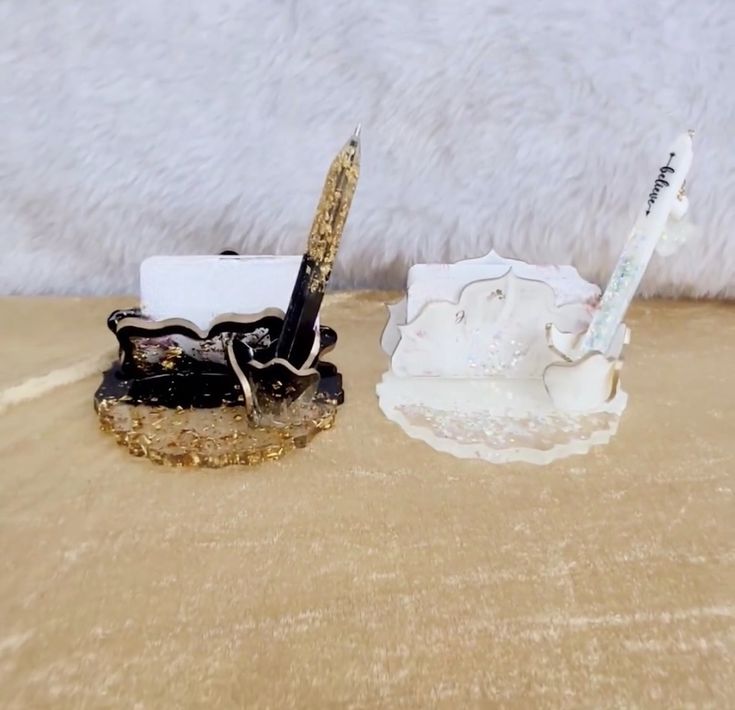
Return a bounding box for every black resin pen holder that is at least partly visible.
[94,307,344,467]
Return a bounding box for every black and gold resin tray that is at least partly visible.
[94,308,344,467]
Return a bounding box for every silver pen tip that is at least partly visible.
[353,123,362,140]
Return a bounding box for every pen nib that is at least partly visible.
[347,124,361,161]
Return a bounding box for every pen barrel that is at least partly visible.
[305,142,360,290]
[581,133,693,355]
[580,230,658,354]
[275,256,324,367]
[274,131,360,369]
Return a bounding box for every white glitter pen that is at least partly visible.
[580,131,694,355]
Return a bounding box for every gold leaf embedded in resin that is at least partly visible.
[97,398,336,468]
[306,136,360,293]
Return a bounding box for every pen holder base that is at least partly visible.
[94,307,344,468]
[377,374,626,465]
[95,388,337,468]
[378,252,628,465]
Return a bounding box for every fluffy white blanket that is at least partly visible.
[1,1,733,297]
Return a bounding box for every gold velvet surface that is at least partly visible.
[0,294,733,708]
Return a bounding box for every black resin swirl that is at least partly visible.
[95,309,343,412]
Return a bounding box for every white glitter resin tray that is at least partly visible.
[377,251,629,464]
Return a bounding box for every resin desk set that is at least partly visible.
[378,132,696,464]
[94,128,361,466]
[95,129,694,468]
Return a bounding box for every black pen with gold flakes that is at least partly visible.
[275,126,361,368]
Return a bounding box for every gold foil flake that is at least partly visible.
[97,398,336,468]
[129,336,181,373]
[306,137,360,293]
[160,346,183,370]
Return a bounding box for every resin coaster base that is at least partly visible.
[377,374,627,465]
[96,397,336,468]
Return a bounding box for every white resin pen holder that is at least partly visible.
[377,251,629,464]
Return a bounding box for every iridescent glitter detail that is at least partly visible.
[464,288,528,375]
[582,232,649,353]
[391,276,582,380]
[397,404,617,454]
[466,326,530,376]
[468,288,526,373]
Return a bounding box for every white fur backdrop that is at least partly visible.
[1,1,733,297]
